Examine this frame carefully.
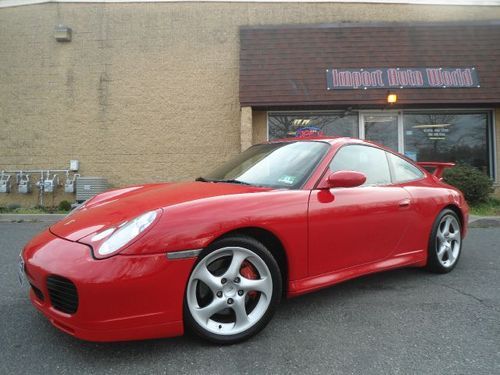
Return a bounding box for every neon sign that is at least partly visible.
[296,127,324,137]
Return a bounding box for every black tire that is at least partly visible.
[184,235,282,344]
[426,209,463,274]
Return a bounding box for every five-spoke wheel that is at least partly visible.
[427,209,463,273]
[184,236,282,344]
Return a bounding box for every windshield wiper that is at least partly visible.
[213,179,252,185]
[195,177,252,185]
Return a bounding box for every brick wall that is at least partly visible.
[1,2,500,207]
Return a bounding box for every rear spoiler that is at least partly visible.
[417,162,455,179]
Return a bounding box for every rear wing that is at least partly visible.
[417,162,455,179]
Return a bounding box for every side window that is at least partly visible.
[387,152,424,183]
[330,144,391,186]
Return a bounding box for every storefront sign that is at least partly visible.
[326,67,480,90]
[421,126,450,141]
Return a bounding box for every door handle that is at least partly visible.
[399,199,411,208]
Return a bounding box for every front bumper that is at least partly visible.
[22,229,196,342]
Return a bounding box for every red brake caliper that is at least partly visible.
[240,260,259,298]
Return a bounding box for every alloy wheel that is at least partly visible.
[186,246,273,336]
[435,215,461,268]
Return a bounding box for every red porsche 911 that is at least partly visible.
[20,137,468,344]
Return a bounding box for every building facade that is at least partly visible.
[1,0,500,207]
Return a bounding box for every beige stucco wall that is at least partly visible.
[494,108,500,197]
[1,2,500,207]
[252,110,268,144]
[240,106,253,151]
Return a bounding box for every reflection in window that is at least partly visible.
[387,152,424,183]
[268,112,358,140]
[364,115,398,151]
[204,141,330,189]
[403,112,490,175]
[330,145,391,186]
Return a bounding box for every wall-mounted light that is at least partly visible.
[387,91,398,105]
[54,25,72,42]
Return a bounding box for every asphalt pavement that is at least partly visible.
[0,222,499,375]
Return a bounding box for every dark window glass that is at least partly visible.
[364,114,398,151]
[387,152,424,183]
[203,141,330,189]
[403,112,490,175]
[268,112,358,140]
[330,145,391,186]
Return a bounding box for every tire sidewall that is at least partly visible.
[184,235,282,344]
[427,209,463,274]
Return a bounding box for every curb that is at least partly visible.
[468,215,500,228]
[0,214,66,223]
[0,214,499,226]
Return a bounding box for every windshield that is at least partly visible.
[201,141,330,189]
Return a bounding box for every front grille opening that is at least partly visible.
[46,275,79,314]
[30,283,44,301]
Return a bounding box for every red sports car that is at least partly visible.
[20,137,468,344]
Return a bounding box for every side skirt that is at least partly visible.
[287,250,426,298]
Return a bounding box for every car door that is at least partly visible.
[308,144,414,275]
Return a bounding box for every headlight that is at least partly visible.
[96,210,158,257]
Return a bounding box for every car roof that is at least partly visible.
[269,136,371,147]
[268,136,413,159]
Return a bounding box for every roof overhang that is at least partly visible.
[240,21,500,108]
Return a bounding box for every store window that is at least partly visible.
[403,112,491,175]
[363,114,399,152]
[268,110,493,178]
[268,112,358,140]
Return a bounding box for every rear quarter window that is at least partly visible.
[387,152,424,183]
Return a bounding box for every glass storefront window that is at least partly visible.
[268,112,358,140]
[267,110,493,178]
[363,114,399,151]
[403,112,490,175]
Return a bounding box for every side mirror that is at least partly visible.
[319,170,366,189]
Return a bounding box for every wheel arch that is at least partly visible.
[443,204,465,233]
[209,227,289,296]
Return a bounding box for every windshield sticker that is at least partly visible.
[278,175,296,185]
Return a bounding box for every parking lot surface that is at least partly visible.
[1,222,499,375]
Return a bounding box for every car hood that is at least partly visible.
[50,181,271,241]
